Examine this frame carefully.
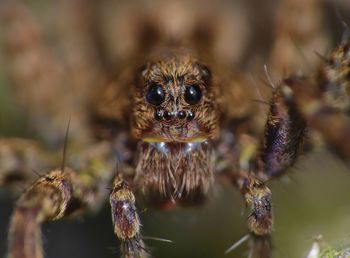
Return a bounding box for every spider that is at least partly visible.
[0,0,350,258]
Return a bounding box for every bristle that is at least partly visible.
[134,141,213,204]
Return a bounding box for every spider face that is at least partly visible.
[131,51,219,143]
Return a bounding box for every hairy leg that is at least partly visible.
[255,84,306,181]
[219,69,307,256]
[225,67,307,258]
[234,173,273,236]
[6,140,114,258]
[233,38,350,258]
[110,175,148,258]
[280,40,350,160]
[216,72,274,257]
[229,172,273,258]
[281,76,350,160]
[8,168,90,258]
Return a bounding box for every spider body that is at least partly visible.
[1,0,350,258]
[131,49,218,204]
[92,40,275,256]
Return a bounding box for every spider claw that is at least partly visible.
[121,238,149,258]
[248,234,273,258]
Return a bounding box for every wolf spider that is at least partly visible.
[0,0,350,257]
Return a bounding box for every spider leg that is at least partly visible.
[8,167,98,258]
[255,84,306,181]
[234,39,349,257]
[278,41,350,160]
[222,73,307,256]
[234,173,273,236]
[281,76,350,160]
[6,141,114,258]
[229,172,273,258]
[110,175,149,258]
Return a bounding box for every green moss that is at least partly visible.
[319,247,341,258]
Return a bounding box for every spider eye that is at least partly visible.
[146,84,165,106]
[184,85,202,105]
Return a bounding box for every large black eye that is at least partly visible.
[184,85,202,105]
[146,84,165,106]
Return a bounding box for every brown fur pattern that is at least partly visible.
[131,49,219,142]
[7,142,114,258]
[135,141,213,202]
[110,175,148,258]
[234,173,273,236]
[281,76,350,160]
[318,42,350,112]
[130,49,218,204]
[8,169,76,258]
[277,43,350,160]
[257,85,306,180]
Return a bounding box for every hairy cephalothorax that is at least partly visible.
[132,50,218,203]
[132,51,219,142]
[1,0,350,258]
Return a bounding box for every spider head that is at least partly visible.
[131,51,219,143]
